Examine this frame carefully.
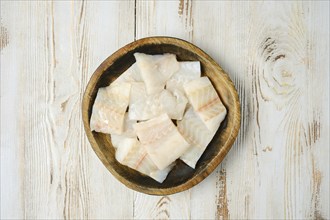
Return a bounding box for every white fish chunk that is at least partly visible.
[134,114,190,170]
[114,137,173,183]
[112,134,136,152]
[111,113,172,183]
[121,113,137,138]
[166,61,201,93]
[129,83,187,120]
[178,107,215,168]
[134,53,180,94]
[113,63,142,84]
[183,77,227,132]
[128,83,162,120]
[159,89,187,120]
[90,83,131,134]
[150,163,174,183]
[111,113,136,151]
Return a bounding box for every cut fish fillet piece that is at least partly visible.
[111,114,136,150]
[113,136,173,183]
[90,83,131,134]
[111,134,136,152]
[128,83,187,120]
[128,83,162,120]
[178,107,215,168]
[134,53,180,94]
[134,114,190,170]
[159,89,188,120]
[183,77,227,132]
[121,113,137,138]
[111,113,172,183]
[166,61,201,93]
[113,63,142,84]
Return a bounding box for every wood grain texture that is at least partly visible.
[1,1,135,219]
[1,0,329,219]
[191,1,329,219]
[135,1,194,218]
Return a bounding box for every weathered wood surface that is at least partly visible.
[1,1,329,219]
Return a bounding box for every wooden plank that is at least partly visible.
[1,1,329,219]
[136,0,329,219]
[0,1,135,219]
[188,2,234,219]
[134,1,193,219]
[1,2,25,218]
[136,0,193,40]
[190,1,330,219]
[134,192,190,219]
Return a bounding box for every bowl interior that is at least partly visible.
[83,38,240,195]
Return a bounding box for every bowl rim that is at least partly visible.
[82,36,241,195]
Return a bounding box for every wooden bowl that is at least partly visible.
[82,37,241,195]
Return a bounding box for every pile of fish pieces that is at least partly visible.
[90,53,227,183]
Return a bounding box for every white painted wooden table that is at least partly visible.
[1,1,329,219]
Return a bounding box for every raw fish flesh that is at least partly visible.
[128,83,187,120]
[128,83,161,120]
[114,136,173,183]
[90,53,227,182]
[166,61,201,93]
[111,134,136,151]
[121,113,137,138]
[133,114,190,170]
[90,83,131,134]
[111,113,172,183]
[177,107,214,168]
[159,89,187,120]
[183,77,227,132]
[112,63,142,84]
[134,53,180,94]
[110,114,136,150]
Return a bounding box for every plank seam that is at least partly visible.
[134,0,137,41]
